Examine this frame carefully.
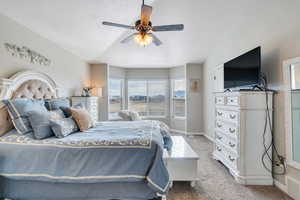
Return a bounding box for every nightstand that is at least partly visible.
[71,97,99,122]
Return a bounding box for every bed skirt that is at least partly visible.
[0,177,159,200]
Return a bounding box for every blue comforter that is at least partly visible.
[0,120,172,193]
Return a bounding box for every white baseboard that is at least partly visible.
[204,134,214,142]
[274,179,288,194]
[187,132,205,136]
[170,129,205,136]
[170,129,186,135]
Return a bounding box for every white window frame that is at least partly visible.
[108,78,124,118]
[127,79,168,118]
[171,78,186,119]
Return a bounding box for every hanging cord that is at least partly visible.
[260,74,286,176]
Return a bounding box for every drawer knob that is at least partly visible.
[217,112,223,116]
[228,155,235,162]
[229,142,236,148]
[217,147,222,152]
[229,114,236,119]
[217,123,222,128]
[229,128,235,133]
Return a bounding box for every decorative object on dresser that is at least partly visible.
[163,136,199,188]
[4,43,51,66]
[82,87,93,97]
[213,91,273,185]
[71,96,99,122]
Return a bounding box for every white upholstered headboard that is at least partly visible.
[0,70,59,135]
[0,70,58,100]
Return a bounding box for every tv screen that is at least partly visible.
[224,47,261,89]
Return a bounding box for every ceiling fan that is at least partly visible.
[102,0,184,46]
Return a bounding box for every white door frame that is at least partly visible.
[283,56,300,170]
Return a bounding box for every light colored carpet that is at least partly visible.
[167,136,292,200]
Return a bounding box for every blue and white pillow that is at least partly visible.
[50,117,79,138]
[28,109,66,139]
[44,98,70,111]
[2,99,47,135]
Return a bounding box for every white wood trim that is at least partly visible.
[283,56,300,170]
[187,132,205,136]
[170,129,186,135]
[274,179,288,194]
[204,134,215,142]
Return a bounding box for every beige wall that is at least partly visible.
[202,0,300,192]
[0,13,89,97]
[186,63,203,134]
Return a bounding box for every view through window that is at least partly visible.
[128,80,167,117]
[109,79,123,118]
[173,79,186,117]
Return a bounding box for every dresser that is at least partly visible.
[71,97,99,122]
[213,91,273,185]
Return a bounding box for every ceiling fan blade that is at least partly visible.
[102,21,135,29]
[152,24,184,32]
[141,5,152,25]
[150,34,162,46]
[120,33,138,44]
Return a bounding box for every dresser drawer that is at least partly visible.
[224,123,239,138]
[215,120,226,132]
[215,143,238,170]
[226,137,238,153]
[226,96,239,106]
[214,144,225,157]
[216,120,238,138]
[215,132,227,145]
[215,96,225,105]
[216,132,238,153]
[224,150,238,169]
[224,110,239,123]
[216,109,239,124]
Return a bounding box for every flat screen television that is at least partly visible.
[224,47,261,89]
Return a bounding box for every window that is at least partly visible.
[109,79,123,118]
[128,80,167,117]
[172,79,186,118]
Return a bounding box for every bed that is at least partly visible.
[0,71,172,200]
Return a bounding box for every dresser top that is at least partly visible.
[214,91,274,95]
[72,96,99,99]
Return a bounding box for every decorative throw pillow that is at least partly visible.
[118,110,132,121]
[71,108,94,131]
[2,99,47,135]
[129,111,142,121]
[0,106,14,136]
[44,98,70,111]
[49,109,66,120]
[28,109,65,139]
[60,103,84,118]
[50,117,79,138]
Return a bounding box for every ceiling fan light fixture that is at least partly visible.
[134,33,152,46]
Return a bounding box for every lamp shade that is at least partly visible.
[92,87,103,97]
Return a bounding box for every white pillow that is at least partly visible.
[118,110,132,121]
[129,111,142,121]
[118,110,142,121]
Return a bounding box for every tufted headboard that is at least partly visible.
[0,70,58,135]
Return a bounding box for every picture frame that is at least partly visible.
[189,79,200,93]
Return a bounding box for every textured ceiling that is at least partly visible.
[0,0,299,67]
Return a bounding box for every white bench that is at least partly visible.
[163,136,199,188]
